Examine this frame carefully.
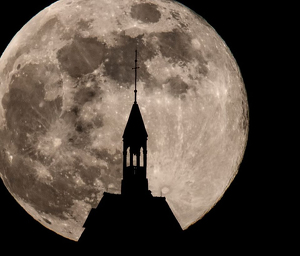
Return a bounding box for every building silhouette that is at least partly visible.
[79,50,182,252]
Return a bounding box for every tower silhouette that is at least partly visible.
[122,50,149,197]
[79,50,182,251]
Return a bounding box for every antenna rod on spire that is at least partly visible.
[132,49,139,104]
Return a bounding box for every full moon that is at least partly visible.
[0,0,248,241]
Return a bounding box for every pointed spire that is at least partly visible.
[122,102,148,141]
[122,50,148,196]
[132,49,140,104]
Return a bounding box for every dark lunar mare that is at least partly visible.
[0,7,214,228]
[0,61,119,220]
[130,2,162,23]
[56,29,208,96]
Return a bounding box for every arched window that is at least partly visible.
[140,147,144,167]
[126,147,130,167]
[133,152,137,166]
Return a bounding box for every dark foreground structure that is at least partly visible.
[80,193,182,248]
[79,51,182,251]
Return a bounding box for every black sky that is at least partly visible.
[0,0,287,254]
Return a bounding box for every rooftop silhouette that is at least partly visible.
[79,50,182,251]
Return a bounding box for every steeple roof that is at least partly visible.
[123,102,148,141]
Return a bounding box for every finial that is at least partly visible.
[132,49,140,104]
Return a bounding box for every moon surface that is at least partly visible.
[0,0,248,241]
